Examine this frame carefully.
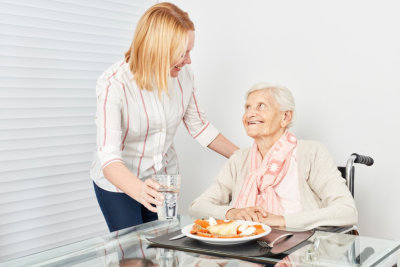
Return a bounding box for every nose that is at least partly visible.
[184,53,191,65]
[245,108,257,118]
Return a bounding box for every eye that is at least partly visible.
[181,51,189,58]
[257,103,266,110]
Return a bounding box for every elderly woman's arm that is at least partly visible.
[284,141,358,230]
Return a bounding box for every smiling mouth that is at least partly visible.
[248,121,263,125]
[174,65,182,71]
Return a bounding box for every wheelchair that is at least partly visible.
[312,154,375,265]
[316,153,374,235]
[338,153,374,198]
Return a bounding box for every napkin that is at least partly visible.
[258,228,315,255]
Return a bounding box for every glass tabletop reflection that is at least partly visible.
[1,215,399,267]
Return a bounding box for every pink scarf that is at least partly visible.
[234,131,297,215]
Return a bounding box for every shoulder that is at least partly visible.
[297,140,329,154]
[297,140,336,169]
[228,147,251,166]
[96,60,132,98]
[215,147,251,182]
[97,60,128,82]
[231,147,251,159]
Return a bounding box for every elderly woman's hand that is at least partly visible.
[259,213,286,227]
[225,206,267,222]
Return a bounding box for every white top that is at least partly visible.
[90,60,219,192]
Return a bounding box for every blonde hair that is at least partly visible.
[246,82,296,127]
[125,2,194,94]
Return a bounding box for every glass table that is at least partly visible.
[1,215,399,267]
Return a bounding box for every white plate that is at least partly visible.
[181,220,271,245]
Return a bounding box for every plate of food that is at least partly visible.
[181,217,271,245]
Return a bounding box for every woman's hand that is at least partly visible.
[225,206,267,222]
[134,178,164,213]
[259,213,286,227]
[103,162,165,213]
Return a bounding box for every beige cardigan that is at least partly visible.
[189,140,358,230]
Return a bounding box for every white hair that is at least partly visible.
[245,82,296,127]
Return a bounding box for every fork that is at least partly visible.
[257,233,293,248]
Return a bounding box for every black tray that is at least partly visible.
[147,228,314,263]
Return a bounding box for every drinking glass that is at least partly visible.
[153,174,181,220]
[156,248,178,267]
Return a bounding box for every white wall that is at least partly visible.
[171,0,400,240]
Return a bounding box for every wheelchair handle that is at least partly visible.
[351,153,374,166]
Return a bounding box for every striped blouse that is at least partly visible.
[90,60,219,192]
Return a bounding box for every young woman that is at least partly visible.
[90,2,238,232]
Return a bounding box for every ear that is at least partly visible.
[281,111,293,127]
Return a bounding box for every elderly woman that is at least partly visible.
[189,83,357,229]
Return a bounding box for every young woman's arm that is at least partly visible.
[103,162,164,212]
[208,133,239,158]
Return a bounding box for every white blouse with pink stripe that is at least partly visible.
[90,60,219,192]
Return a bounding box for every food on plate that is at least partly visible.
[190,217,265,238]
[208,220,238,235]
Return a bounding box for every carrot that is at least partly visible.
[194,219,210,228]
[253,224,263,229]
[254,228,266,235]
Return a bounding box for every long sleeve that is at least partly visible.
[180,67,219,147]
[284,141,358,229]
[95,75,125,169]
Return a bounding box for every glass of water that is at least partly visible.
[156,248,178,267]
[153,174,181,220]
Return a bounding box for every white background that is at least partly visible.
[171,0,400,240]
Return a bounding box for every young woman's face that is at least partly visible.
[170,31,195,77]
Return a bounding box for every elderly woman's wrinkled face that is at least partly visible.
[242,90,286,140]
